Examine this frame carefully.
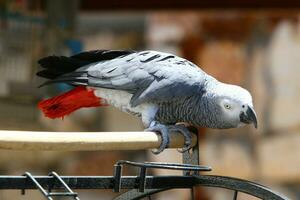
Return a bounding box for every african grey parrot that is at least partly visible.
[37,50,258,154]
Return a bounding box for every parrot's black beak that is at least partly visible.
[240,106,258,129]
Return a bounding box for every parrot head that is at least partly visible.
[208,83,258,129]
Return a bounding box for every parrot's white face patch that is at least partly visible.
[214,83,255,128]
[220,98,245,125]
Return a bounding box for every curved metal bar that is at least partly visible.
[192,175,289,200]
[114,175,289,200]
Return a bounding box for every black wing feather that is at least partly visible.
[38,77,88,88]
[37,50,135,85]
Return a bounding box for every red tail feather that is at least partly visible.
[38,86,106,119]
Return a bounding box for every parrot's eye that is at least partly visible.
[224,104,231,109]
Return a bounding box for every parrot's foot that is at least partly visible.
[145,122,193,154]
[169,124,193,153]
[145,122,170,154]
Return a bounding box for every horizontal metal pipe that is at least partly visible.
[0,130,197,151]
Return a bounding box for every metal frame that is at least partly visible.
[0,174,289,200]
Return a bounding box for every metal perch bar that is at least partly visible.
[0,130,197,151]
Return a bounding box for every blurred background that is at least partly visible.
[1,0,300,199]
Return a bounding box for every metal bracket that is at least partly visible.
[182,128,201,199]
[112,160,211,193]
[182,128,200,175]
[182,144,200,176]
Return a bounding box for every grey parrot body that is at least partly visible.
[37,50,257,153]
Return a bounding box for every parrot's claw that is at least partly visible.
[169,124,193,153]
[145,123,170,154]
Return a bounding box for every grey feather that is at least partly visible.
[80,51,208,106]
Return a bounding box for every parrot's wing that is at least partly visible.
[38,50,208,106]
[85,51,207,106]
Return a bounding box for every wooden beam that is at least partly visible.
[0,130,197,151]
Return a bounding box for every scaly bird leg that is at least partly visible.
[145,121,170,154]
[168,124,193,153]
